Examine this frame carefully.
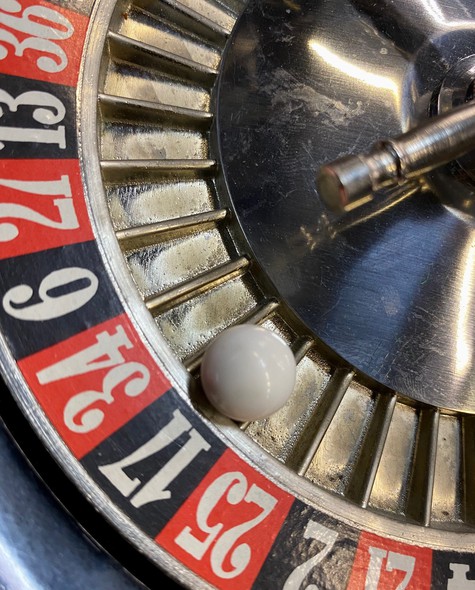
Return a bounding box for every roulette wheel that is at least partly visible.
[4,0,475,587]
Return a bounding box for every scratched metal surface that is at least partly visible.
[217,0,475,414]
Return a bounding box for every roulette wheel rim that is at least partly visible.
[2,0,475,588]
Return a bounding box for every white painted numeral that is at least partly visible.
[0,89,66,149]
[64,362,150,434]
[99,409,210,507]
[36,325,150,434]
[365,546,415,590]
[0,0,74,73]
[175,472,277,579]
[0,176,71,195]
[0,0,73,39]
[0,175,77,242]
[3,267,98,320]
[448,564,475,589]
[283,520,338,589]
[37,326,133,384]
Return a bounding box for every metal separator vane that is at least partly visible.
[2,0,475,588]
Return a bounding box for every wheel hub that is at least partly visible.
[217,0,475,413]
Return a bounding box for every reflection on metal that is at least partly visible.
[291,336,315,364]
[308,40,398,95]
[99,93,214,130]
[327,182,422,237]
[438,56,475,115]
[145,257,250,314]
[420,0,473,29]
[107,31,218,83]
[456,237,475,377]
[133,0,231,43]
[285,368,355,476]
[116,209,228,249]
[405,408,440,526]
[345,393,397,509]
[101,159,216,183]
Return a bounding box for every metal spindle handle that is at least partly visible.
[317,101,475,212]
